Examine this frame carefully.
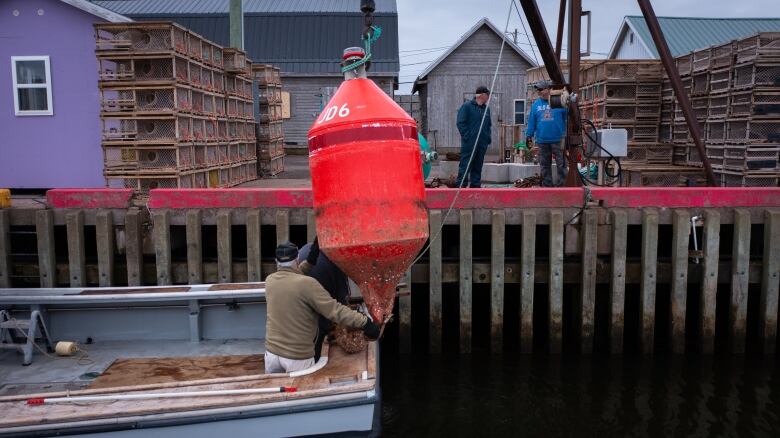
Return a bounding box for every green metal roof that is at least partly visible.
[625,16,780,57]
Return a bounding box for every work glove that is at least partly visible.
[526,136,533,146]
[307,237,320,266]
[362,319,381,340]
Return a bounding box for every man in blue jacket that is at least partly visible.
[456,86,492,188]
[526,81,568,187]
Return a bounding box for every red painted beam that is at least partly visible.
[591,188,780,208]
[144,187,780,210]
[46,189,134,209]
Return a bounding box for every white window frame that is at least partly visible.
[11,55,53,116]
[513,99,526,125]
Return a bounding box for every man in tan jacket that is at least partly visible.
[264,240,381,373]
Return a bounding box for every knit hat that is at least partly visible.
[275,242,299,263]
[475,85,490,95]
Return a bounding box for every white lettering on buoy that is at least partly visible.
[317,103,350,124]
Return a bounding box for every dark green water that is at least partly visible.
[380,354,780,436]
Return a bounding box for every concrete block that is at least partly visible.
[437,161,459,179]
[482,163,510,183]
[507,164,541,181]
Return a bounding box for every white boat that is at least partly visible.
[0,283,380,437]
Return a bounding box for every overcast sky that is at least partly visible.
[395,0,777,93]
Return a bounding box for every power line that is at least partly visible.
[399,45,449,53]
[512,0,540,65]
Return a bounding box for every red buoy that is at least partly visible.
[307,51,428,324]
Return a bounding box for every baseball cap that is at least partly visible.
[534,80,552,90]
[475,86,490,95]
[275,242,299,263]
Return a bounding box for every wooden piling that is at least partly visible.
[730,209,751,354]
[491,209,506,354]
[66,211,87,288]
[760,210,780,354]
[520,211,536,354]
[549,210,564,354]
[0,209,11,288]
[459,210,473,353]
[670,210,690,354]
[186,210,203,284]
[35,209,56,288]
[246,209,262,282]
[306,210,316,242]
[153,210,172,286]
[275,210,289,245]
[639,209,658,354]
[429,210,443,354]
[700,210,720,354]
[609,209,627,354]
[580,209,598,353]
[399,268,412,354]
[217,210,232,283]
[95,210,115,287]
[124,208,144,287]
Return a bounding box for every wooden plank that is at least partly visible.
[153,210,172,286]
[760,210,780,354]
[639,209,658,354]
[520,211,536,354]
[549,210,564,354]
[670,209,690,354]
[580,209,598,354]
[428,210,443,354]
[186,210,203,285]
[35,209,56,288]
[399,268,412,354]
[609,209,627,354]
[491,209,506,354]
[66,210,87,287]
[700,210,720,354]
[306,209,316,242]
[459,209,473,354]
[125,208,144,286]
[246,209,262,282]
[95,210,115,287]
[217,210,232,283]
[276,210,290,245]
[730,209,751,354]
[0,210,11,288]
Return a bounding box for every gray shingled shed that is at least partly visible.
[93,0,400,148]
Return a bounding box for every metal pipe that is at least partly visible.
[636,0,717,186]
[229,0,244,50]
[555,0,566,61]
[517,0,564,84]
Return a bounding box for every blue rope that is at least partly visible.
[341,25,382,73]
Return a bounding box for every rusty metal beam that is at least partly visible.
[517,0,564,85]
[636,0,717,186]
[563,0,583,187]
[555,0,566,61]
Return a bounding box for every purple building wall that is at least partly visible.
[0,0,106,188]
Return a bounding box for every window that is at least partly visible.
[513,99,526,125]
[11,56,53,116]
[629,32,634,45]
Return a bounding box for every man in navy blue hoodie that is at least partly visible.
[526,81,568,187]
[456,86,492,188]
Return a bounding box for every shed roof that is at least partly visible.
[91,0,397,14]
[62,0,131,22]
[609,16,780,58]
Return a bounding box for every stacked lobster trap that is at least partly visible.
[661,31,780,187]
[95,22,258,191]
[252,64,285,176]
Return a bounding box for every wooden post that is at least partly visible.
[520,211,536,354]
[65,211,87,287]
[186,210,203,284]
[580,209,598,353]
[670,209,690,354]
[639,209,658,354]
[217,210,232,283]
[153,210,172,286]
[549,210,564,354]
[700,210,720,354]
[491,209,506,354]
[307,210,317,242]
[760,210,780,354]
[609,209,627,354]
[0,209,12,288]
[399,268,412,354]
[246,209,262,282]
[35,209,56,288]
[96,210,115,287]
[125,208,144,286]
[429,210,443,354]
[730,209,751,353]
[459,209,473,354]
[276,209,290,245]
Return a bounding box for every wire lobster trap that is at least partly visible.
[223,48,249,75]
[95,22,189,54]
[736,32,780,64]
[733,63,780,89]
[99,86,191,115]
[97,55,185,83]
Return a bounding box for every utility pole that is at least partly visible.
[229,0,243,50]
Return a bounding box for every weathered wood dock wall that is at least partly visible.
[2,188,779,355]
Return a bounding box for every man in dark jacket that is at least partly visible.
[456,86,492,188]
